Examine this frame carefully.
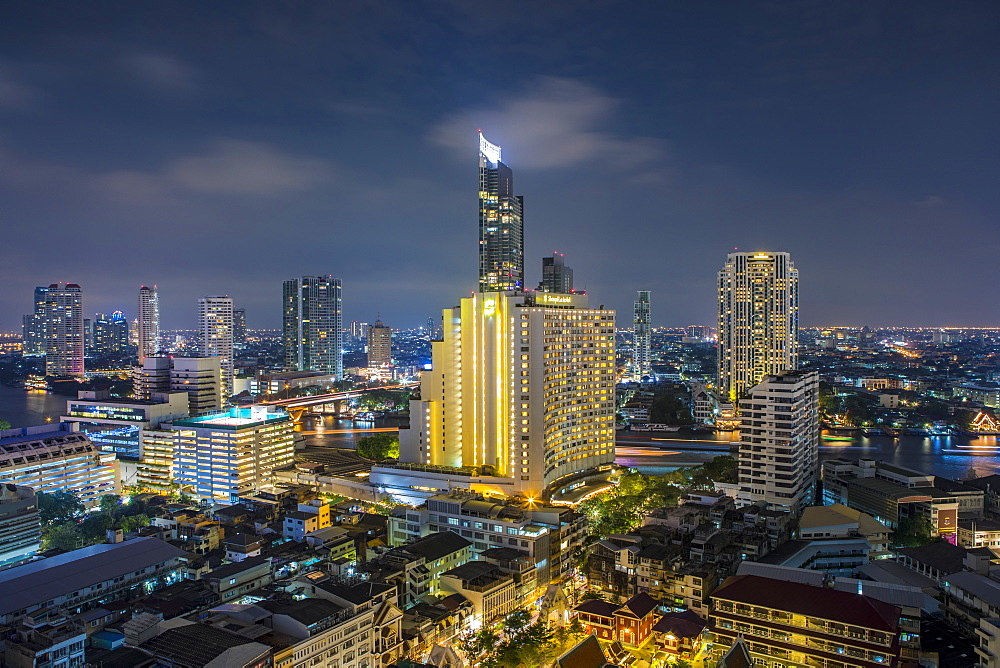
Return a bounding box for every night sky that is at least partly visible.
[2,2,997,330]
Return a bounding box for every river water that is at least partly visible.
[1,386,997,481]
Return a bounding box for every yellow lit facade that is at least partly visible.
[717,251,799,400]
[400,291,616,499]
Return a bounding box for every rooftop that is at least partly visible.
[395,531,471,562]
[943,571,1000,609]
[897,541,968,575]
[0,537,187,617]
[171,406,290,430]
[141,622,269,667]
[711,574,901,632]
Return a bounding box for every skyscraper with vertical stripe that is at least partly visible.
[478,132,524,293]
[138,285,159,362]
[282,276,343,379]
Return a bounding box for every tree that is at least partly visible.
[99,493,121,516]
[355,433,400,460]
[37,490,85,525]
[579,470,684,537]
[121,514,151,532]
[459,609,556,668]
[0,418,11,430]
[42,524,81,551]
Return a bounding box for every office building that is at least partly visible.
[42,283,84,377]
[137,285,160,362]
[350,320,369,342]
[168,406,295,503]
[232,307,247,348]
[367,318,392,367]
[737,370,819,512]
[633,290,651,377]
[538,253,574,294]
[21,286,49,357]
[0,423,117,507]
[718,251,799,400]
[391,290,616,501]
[282,276,343,379]
[0,484,41,571]
[62,390,189,460]
[197,296,234,397]
[134,356,223,415]
[709,574,903,667]
[478,132,524,292]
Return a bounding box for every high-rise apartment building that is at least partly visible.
[91,311,129,356]
[134,356,223,415]
[21,287,50,357]
[232,307,247,348]
[395,291,616,500]
[718,251,799,400]
[42,283,84,377]
[538,253,574,294]
[478,132,524,292]
[282,277,343,379]
[168,406,295,503]
[367,318,392,367]
[737,370,819,513]
[633,290,652,377]
[138,286,160,362]
[350,321,369,342]
[197,296,234,398]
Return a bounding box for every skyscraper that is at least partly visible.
[232,308,247,348]
[138,285,160,362]
[737,369,819,512]
[282,276,343,378]
[633,290,652,378]
[717,251,799,400]
[478,132,524,293]
[92,311,128,356]
[538,253,574,294]
[197,296,234,398]
[396,291,616,500]
[367,317,392,367]
[21,286,50,357]
[42,283,84,377]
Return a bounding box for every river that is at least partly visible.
[1,387,997,481]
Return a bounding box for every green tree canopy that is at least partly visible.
[458,609,556,668]
[355,433,400,460]
[0,418,11,430]
[37,490,85,525]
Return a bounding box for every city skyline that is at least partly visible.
[1,3,998,330]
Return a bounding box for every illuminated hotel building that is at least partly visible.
[282,276,343,379]
[633,290,651,377]
[717,251,799,400]
[197,296,234,398]
[43,283,85,378]
[479,133,524,292]
[395,291,616,500]
[737,369,819,513]
[137,285,160,362]
[168,406,295,503]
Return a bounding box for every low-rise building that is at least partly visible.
[204,556,272,604]
[4,608,86,668]
[440,560,518,624]
[709,574,904,667]
[572,593,660,647]
[0,537,186,626]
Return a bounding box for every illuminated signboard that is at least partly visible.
[536,293,585,307]
[479,132,501,165]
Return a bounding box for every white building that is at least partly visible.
[168,406,295,503]
[0,424,116,508]
[717,251,798,400]
[137,285,160,362]
[737,370,819,513]
[62,390,189,461]
[388,290,615,502]
[135,356,223,415]
[197,296,235,398]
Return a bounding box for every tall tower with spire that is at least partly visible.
[478,132,524,292]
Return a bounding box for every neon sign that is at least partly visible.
[479,132,501,164]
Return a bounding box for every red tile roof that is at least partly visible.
[616,592,659,619]
[574,599,621,618]
[711,575,901,633]
[652,610,707,638]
